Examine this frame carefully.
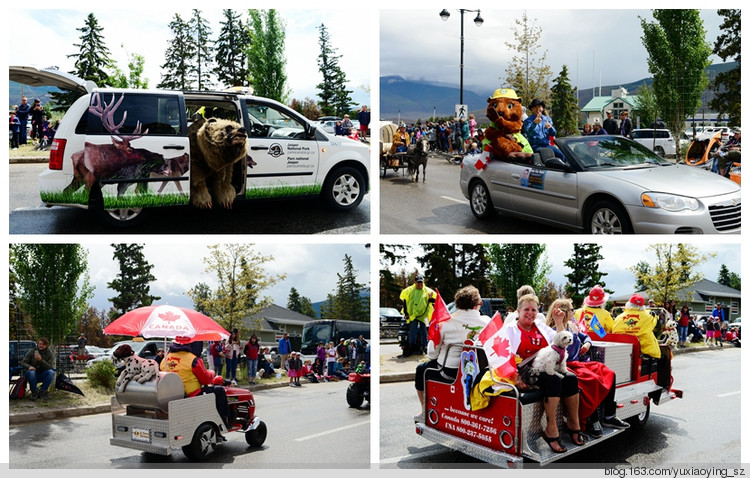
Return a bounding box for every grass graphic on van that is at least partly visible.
[101,192,190,209]
[245,184,322,199]
[41,190,90,205]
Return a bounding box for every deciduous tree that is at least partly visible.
[486,244,550,309]
[503,12,552,106]
[247,9,289,102]
[10,244,94,348]
[640,9,712,159]
[629,243,714,306]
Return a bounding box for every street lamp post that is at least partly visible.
[440,8,484,108]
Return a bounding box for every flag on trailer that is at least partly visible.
[479,312,516,378]
[574,311,588,334]
[427,289,452,346]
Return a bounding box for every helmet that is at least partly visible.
[583,285,609,307]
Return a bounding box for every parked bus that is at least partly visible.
[300,319,371,357]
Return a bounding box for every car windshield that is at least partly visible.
[380,308,401,316]
[559,136,670,170]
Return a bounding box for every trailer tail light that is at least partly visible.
[48,139,66,170]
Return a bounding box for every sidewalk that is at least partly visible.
[9,343,732,424]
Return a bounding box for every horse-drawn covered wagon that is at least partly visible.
[380,123,429,181]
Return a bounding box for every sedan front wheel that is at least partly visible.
[587,200,633,234]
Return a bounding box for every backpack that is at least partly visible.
[10,376,27,399]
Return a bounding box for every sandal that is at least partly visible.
[541,431,567,453]
[565,425,586,446]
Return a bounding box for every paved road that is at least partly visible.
[379,152,568,234]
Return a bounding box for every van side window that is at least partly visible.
[84,93,181,136]
[244,101,307,140]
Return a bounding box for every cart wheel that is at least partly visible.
[245,421,268,447]
[182,423,219,461]
[626,401,650,429]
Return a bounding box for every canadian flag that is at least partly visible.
[478,312,516,378]
[427,289,451,346]
[474,149,490,170]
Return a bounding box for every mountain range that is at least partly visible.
[380,62,736,123]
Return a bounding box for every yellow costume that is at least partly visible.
[574,305,614,334]
[612,308,661,358]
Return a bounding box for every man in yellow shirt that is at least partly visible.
[574,284,614,334]
[161,336,231,427]
[612,294,661,358]
[399,274,435,357]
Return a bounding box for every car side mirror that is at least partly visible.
[545,157,572,172]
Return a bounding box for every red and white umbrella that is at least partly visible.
[104,304,229,342]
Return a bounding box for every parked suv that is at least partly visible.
[10,66,370,227]
[631,129,676,157]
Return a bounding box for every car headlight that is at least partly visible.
[641,192,700,212]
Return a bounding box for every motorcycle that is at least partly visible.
[346,369,370,408]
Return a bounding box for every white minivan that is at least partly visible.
[11,66,370,226]
[631,128,676,157]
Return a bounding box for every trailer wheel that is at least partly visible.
[346,383,365,408]
[245,420,268,447]
[626,402,650,429]
[182,423,219,461]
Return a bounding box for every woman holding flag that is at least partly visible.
[414,286,490,415]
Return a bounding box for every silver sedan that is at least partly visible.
[459,135,741,234]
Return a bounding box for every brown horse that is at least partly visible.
[407,136,429,182]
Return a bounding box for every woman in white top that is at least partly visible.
[414,285,490,410]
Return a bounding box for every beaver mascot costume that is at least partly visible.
[482,88,532,161]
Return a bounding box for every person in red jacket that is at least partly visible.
[161,336,230,427]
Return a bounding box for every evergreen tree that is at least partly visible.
[190,9,214,91]
[214,9,251,88]
[640,10,712,159]
[709,9,741,127]
[416,244,492,299]
[246,9,289,102]
[716,264,740,291]
[549,65,579,137]
[316,23,352,117]
[503,12,552,105]
[107,244,160,319]
[319,294,336,320]
[52,13,112,110]
[332,254,368,322]
[10,244,94,347]
[188,282,212,315]
[632,261,651,290]
[486,244,550,309]
[563,244,610,306]
[69,13,112,86]
[158,14,196,90]
[287,287,316,317]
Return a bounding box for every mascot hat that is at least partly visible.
[627,294,646,308]
[490,88,520,100]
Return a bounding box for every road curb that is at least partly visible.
[9,157,48,164]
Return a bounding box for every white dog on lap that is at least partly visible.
[531,330,574,379]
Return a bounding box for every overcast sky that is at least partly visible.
[381,240,739,303]
[7,7,372,107]
[78,242,371,312]
[380,8,726,102]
